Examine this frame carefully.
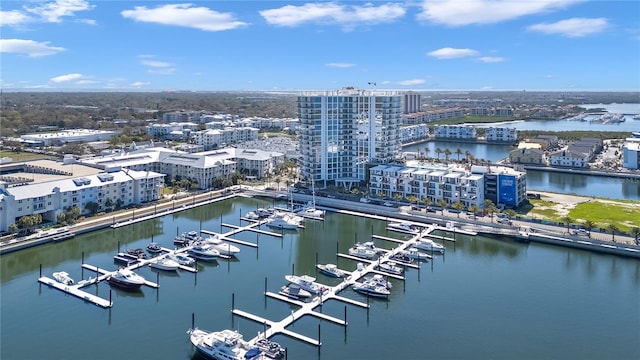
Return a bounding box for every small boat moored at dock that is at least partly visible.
[376,261,404,275]
[167,251,196,266]
[279,284,312,300]
[149,257,180,271]
[348,245,377,259]
[413,238,445,253]
[203,236,240,257]
[146,241,163,254]
[284,274,327,294]
[316,263,347,278]
[188,327,282,360]
[352,280,391,298]
[188,243,221,261]
[107,268,145,290]
[52,271,74,285]
[401,248,432,261]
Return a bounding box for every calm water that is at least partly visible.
[402,141,514,163]
[2,197,639,360]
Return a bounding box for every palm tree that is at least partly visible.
[484,199,498,223]
[437,199,448,215]
[631,227,640,246]
[561,215,573,234]
[455,148,463,161]
[468,204,481,221]
[421,197,433,210]
[583,219,595,238]
[393,193,403,204]
[452,201,465,217]
[435,147,443,161]
[503,209,517,220]
[607,224,618,242]
[444,149,452,164]
[424,147,431,159]
[465,150,472,163]
[406,195,419,208]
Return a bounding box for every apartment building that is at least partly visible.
[485,127,518,143]
[434,125,477,140]
[192,127,259,150]
[298,87,402,188]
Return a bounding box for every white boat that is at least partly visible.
[167,251,196,266]
[188,243,221,261]
[52,271,74,285]
[365,274,392,289]
[356,241,384,253]
[175,230,202,246]
[279,284,312,299]
[149,257,180,271]
[266,211,303,229]
[316,263,347,278]
[204,236,240,257]
[188,328,275,360]
[413,238,446,253]
[297,201,325,219]
[107,268,145,290]
[146,241,163,254]
[284,274,327,294]
[348,245,377,259]
[352,280,390,298]
[633,114,640,120]
[245,208,273,220]
[402,248,432,261]
[389,252,415,265]
[387,221,418,233]
[376,261,404,276]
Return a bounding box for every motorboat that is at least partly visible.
[107,268,145,290]
[266,211,303,229]
[356,241,384,253]
[188,243,221,261]
[149,257,180,271]
[348,245,377,259]
[167,251,196,267]
[296,204,325,219]
[254,336,286,359]
[146,241,163,254]
[413,238,446,253]
[203,236,240,257]
[352,280,390,298]
[279,284,312,300]
[402,248,432,261]
[376,261,404,276]
[365,274,392,289]
[387,221,419,233]
[126,248,147,259]
[316,263,347,278]
[389,252,414,265]
[174,230,202,246]
[284,274,327,294]
[114,252,142,264]
[52,271,74,285]
[245,208,274,220]
[188,328,277,360]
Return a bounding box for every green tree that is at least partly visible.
[444,149,452,164]
[435,147,443,161]
[393,193,403,204]
[424,147,430,159]
[583,219,595,238]
[437,199,448,215]
[484,200,499,223]
[503,209,517,220]
[452,201,465,217]
[57,212,66,226]
[105,198,114,211]
[85,201,100,215]
[406,195,419,207]
[8,223,18,234]
[561,215,573,234]
[421,197,433,209]
[66,205,81,224]
[468,204,481,221]
[455,148,463,161]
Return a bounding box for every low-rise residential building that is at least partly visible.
[509,148,546,165]
[192,127,259,150]
[622,138,640,170]
[400,125,430,143]
[486,127,518,143]
[20,129,118,147]
[147,122,199,140]
[549,149,590,168]
[434,125,477,140]
[0,167,164,233]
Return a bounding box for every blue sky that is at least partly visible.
[1,0,639,91]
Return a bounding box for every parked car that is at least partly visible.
[359,198,371,203]
[497,217,513,225]
[426,207,437,213]
[570,229,590,236]
[383,201,394,207]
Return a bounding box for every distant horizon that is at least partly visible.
[1,1,638,91]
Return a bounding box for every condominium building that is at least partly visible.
[434,125,477,140]
[298,87,402,188]
[192,127,259,150]
[622,138,640,170]
[400,125,430,143]
[485,127,518,143]
[0,167,164,232]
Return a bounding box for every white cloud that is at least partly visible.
[397,79,426,86]
[325,63,355,68]
[478,56,505,63]
[417,0,581,26]
[50,73,84,83]
[1,0,94,27]
[139,57,175,75]
[427,47,478,59]
[148,68,176,75]
[121,4,247,31]
[0,39,65,57]
[260,2,406,29]
[141,60,171,68]
[527,18,608,37]
[130,82,150,87]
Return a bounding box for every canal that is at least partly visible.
[1,197,638,359]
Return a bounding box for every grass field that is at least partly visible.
[0,151,55,162]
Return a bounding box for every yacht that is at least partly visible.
[279,284,312,300]
[146,241,163,254]
[167,251,196,267]
[352,280,391,298]
[266,211,303,230]
[365,274,392,289]
[316,263,347,278]
[387,221,419,233]
[348,245,377,259]
[52,271,74,285]
[402,248,432,261]
[413,238,445,253]
[203,236,240,257]
[245,208,273,220]
[107,268,145,290]
[149,257,180,271]
[174,230,202,246]
[356,241,384,253]
[376,261,404,276]
[389,252,415,265]
[188,328,280,360]
[188,243,221,261]
[284,274,327,294]
[296,201,325,219]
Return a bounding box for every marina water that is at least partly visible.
[1,197,638,359]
